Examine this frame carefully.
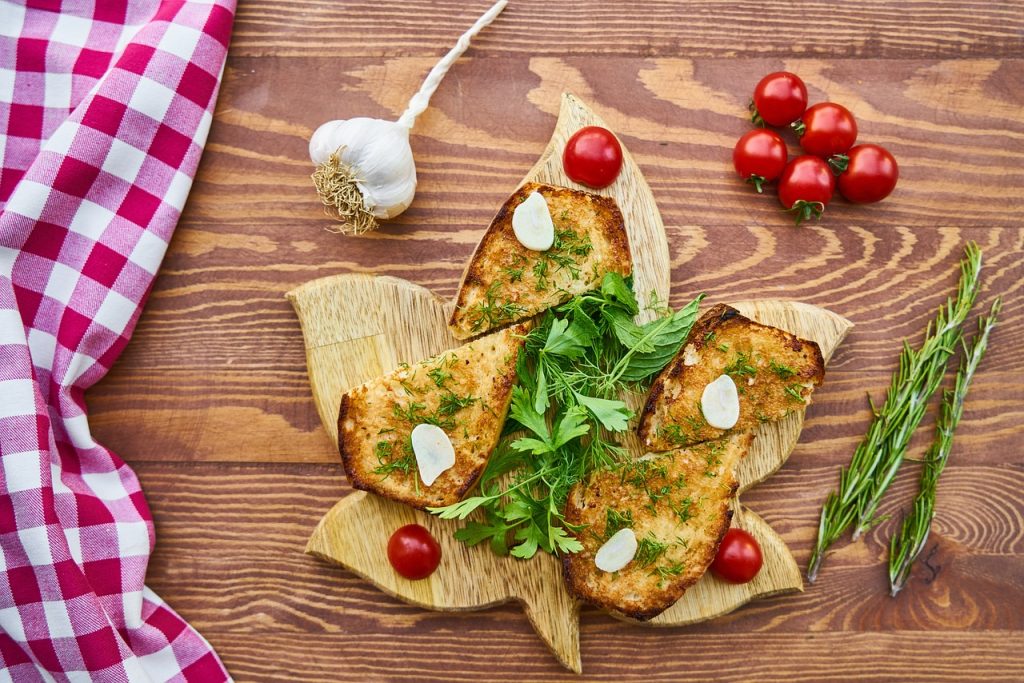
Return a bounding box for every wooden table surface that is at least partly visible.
[89,1,1023,680]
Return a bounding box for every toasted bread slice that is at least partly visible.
[562,433,754,620]
[448,182,632,340]
[338,324,529,510]
[638,304,824,452]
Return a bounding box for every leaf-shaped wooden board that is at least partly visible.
[287,94,852,673]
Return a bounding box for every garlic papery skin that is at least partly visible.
[595,528,638,573]
[701,374,740,429]
[511,190,556,251]
[411,423,456,487]
[310,118,417,234]
[308,0,508,236]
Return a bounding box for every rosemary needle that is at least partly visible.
[888,298,1000,596]
[807,242,984,583]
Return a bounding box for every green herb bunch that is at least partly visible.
[429,273,704,559]
[807,242,984,583]
[888,298,999,595]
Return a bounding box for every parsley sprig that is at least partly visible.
[429,272,704,559]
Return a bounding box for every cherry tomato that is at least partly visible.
[795,103,858,158]
[751,72,808,127]
[777,155,835,225]
[562,126,623,189]
[387,524,441,580]
[733,129,788,193]
[711,528,763,584]
[837,144,899,204]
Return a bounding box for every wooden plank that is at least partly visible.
[135,462,1024,631]
[228,1,1024,59]
[191,58,1024,228]
[201,629,1024,681]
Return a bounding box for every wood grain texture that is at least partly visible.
[136,460,1024,679]
[85,0,1024,679]
[229,1,1024,59]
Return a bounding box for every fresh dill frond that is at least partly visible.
[784,383,806,403]
[769,359,796,379]
[634,534,669,568]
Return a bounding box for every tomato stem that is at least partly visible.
[790,119,806,137]
[746,175,767,193]
[748,100,766,128]
[828,154,850,175]
[787,200,825,226]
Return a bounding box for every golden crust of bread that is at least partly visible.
[338,324,529,510]
[638,304,825,452]
[562,433,754,620]
[448,182,632,340]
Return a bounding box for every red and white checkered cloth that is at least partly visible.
[1,1,235,680]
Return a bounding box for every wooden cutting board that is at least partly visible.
[287,94,852,673]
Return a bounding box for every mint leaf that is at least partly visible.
[569,306,601,340]
[605,308,656,353]
[618,295,705,382]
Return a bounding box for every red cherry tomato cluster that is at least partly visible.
[737,72,899,225]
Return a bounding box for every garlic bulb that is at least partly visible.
[310,119,416,223]
[310,0,508,235]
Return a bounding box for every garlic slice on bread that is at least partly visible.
[638,304,824,452]
[449,182,631,340]
[338,323,528,510]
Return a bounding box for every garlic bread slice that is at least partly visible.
[638,304,824,453]
[338,324,528,510]
[562,433,754,620]
[449,182,631,340]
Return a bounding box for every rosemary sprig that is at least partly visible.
[888,298,999,596]
[806,242,983,583]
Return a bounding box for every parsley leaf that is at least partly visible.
[542,317,593,358]
[600,272,639,315]
[509,385,550,444]
[572,391,632,432]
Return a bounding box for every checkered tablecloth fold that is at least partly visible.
[1,1,236,680]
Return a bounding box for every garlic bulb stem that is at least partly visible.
[310,0,508,234]
[397,0,509,130]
